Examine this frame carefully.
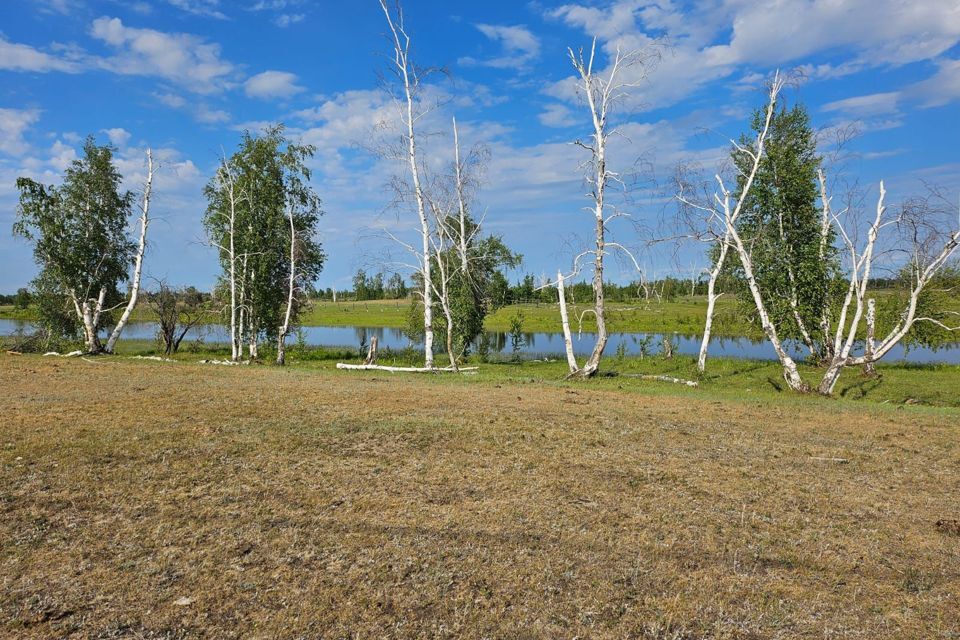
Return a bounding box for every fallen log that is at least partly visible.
[336,363,479,373]
[621,374,699,387]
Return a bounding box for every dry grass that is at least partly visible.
[1,355,958,639]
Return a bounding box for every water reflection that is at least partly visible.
[1,318,957,364]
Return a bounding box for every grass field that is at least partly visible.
[0,297,758,337]
[2,353,959,638]
[300,297,756,336]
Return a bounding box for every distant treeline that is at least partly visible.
[0,275,929,307]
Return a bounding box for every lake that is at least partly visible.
[2,318,958,364]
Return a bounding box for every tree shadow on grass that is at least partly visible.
[839,376,884,400]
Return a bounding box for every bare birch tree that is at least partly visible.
[566,38,657,377]
[675,77,784,372]
[814,182,960,394]
[105,148,154,353]
[379,0,436,368]
[277,202,298,366]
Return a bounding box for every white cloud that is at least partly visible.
[90,16,237,94]
[822,92,901,117]
[154,92,187,109]
[244,70,304,99]
[0,108,41,155]
[195,104,231,124]
[0,36,81,73]
[166,0,226,19]
[103,127,132,148]
[912,58,960,107]
[539,103,577,128]
[820,58,960,128]
[546,0,960,112]
[248,0,307,28]
[49,139,78,171]
[274,13,305,27]
[705,0,960,68]
[460,24,541,70]
[31,0,79,14]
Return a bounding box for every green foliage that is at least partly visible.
[353,270,407,301]
[878,264,960,350]
[203,124,324,345]
[508,309,525,362]
[13,288,31,310]
[417,212,521,359]
[13,136,134,342]
[724,102,839,352]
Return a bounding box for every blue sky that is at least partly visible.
[1,0,959,292]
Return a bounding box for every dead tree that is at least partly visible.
[379,0,435,368]
[106,148,154,353]
[675,76,784,373]
[566,38,657,378]
[814,182,959,394]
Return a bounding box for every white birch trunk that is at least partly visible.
[380,0,433,368]
[697,233,730,373]
[557,270,579,374]
[277,204,297,366]
[79,286,107,353]
[106,148,153,353]
[863,297,877,377]
[453,118,470,278]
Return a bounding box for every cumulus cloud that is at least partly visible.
[460,24,541,71]
[0,36,81,73]
[244,70,304,99]
[546,0,960,112]
[0,108,41,156]
[539,103,577,128]
[102,127,132,148]
[90,16,237,94]
[166,0,226,19]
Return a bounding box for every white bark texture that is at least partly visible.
[106,148,154,353]
[815,182,959,394]
[566,40,651,377]
[276,203,297,366]
[556,270,580,374]
[715,73,810,392]
[380,0,434,368]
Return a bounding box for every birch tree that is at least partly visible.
[567,39,656,378]
[204,154,244,360]
[277,193,324,365]
[813,182,960,394]
[205,126,322,363]
[410,120,518,368]
[727,102,838,361]
[105,148,154,353]
[379,0,436,368]
[14,136,135,353]
[712,83,960,393]
[675,77,784,372]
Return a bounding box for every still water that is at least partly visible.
[2,319,957,364]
